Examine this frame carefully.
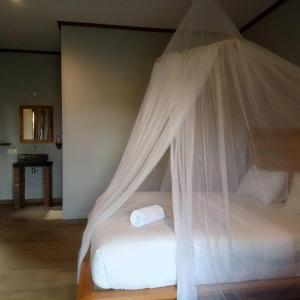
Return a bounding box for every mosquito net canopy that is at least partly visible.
[78,0,300,299]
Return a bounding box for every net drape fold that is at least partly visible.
[78,1,300,299]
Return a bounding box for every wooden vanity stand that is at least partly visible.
[13,161,53,208]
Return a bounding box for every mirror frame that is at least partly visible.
[19,105,54,144]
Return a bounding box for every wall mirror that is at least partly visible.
[20,105,53,143]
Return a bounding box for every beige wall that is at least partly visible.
[61,26,171,219]
[244,0,300,66]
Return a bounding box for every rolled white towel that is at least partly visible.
[130,205,165,228]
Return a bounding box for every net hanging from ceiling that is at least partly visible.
[78,0,300,299]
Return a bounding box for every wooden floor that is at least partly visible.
[0,205,86,300]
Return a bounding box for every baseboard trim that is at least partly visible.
[0,198,62,206]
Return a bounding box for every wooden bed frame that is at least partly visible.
[249,128,300,185]
[77,129,300,300]
[77,253,300,300]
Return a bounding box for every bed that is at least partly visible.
[78,199,300,299]
[90,191,300,289]
[77,129,300,299]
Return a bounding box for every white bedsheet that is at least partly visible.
[91,192,300,290]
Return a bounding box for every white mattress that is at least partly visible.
[91,192,300,290]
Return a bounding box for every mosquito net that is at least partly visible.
[78,0,300,299]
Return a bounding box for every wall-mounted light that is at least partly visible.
[55,135,62,150]
[32,90,38,100]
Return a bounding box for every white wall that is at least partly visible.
[61,26,171,219]
[244,0,300,66]
[0,52,62,201]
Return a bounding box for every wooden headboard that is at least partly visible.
[249,128,300,186]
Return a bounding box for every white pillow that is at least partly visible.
[237,166,288,204]
[285,173,300,214]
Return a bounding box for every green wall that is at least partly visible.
[61,26,171,219]
[0,52,62,201]
[244,0,300,66]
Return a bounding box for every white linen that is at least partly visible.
[130,205,165,228]
[238,166,288,204]
[91,192,175,290]
[91,192,300,290]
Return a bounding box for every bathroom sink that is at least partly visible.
[17,154,48,164]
